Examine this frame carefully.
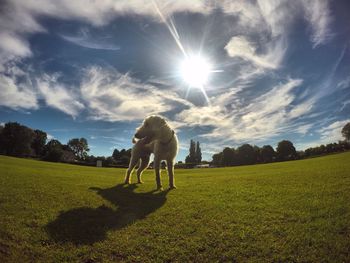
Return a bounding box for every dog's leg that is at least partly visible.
[166,159,176,189]
[137,155,150,184]
[125,156,139,184]
[154,157,163,190]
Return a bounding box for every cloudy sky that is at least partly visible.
[0,0,349,161]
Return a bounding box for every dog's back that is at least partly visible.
[132,138,154,157]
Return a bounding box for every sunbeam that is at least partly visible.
[152,0,219,105]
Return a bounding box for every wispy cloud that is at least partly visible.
[175,78,314,145]
[319,119,350,143]
[60,28,120,51]
[0,74,38,110]
[81,66,190,122]
[300,0,332,48]
[37,75,84,117]
[296,119,350,150]
[0,32,31,58]
[61,35,120,51]
[225,35,287,70]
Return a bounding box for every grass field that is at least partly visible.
[0,153,350,262]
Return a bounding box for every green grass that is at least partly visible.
[0,153,350,262]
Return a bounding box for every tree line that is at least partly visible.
[0,122,132,167]
[1,121,349,168]
[211,122,350,167]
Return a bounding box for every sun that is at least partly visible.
[180,55,211,88]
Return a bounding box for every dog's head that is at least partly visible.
[134,115,167,140]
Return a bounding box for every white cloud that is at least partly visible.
[0,0,209,70]
[81,66,190,122]
[289,99,314,119]
[319,119,350,143]
[0,74,38,110]
[0,0,333,71]
[61,35,120,50]
[175,78,313,144]
[295,123,313,135]
[0,2,45,69]
[0,32,31,58]
[60,28,120,51]
[8,0,210,27]
[340,100,350,112]
[37,75,84,117]
[218,1,263,29]
[225,36,287,70]
[300,0,332,48]
[296,119,350,150]
[337,77,350,90]
[257,0,295,36]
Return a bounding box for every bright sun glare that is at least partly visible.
[180,55,211,87]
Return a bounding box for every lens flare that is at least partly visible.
[180,56,211,87]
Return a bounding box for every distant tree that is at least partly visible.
[261,145,275,163]
[0,122,34,157]
[325,143,334,154]
[0,125,4,154]
[253,145,261,163]
[338,140,350,151]
[68,138,89,160]
[276,140,296,161]
[44,139,63,162]
[342,122,350,142]
[212,152,223,166]
[85,155,98,165]
[319,145,326,154]
[112,149,120,160]
[105,156,116,167]
[114,148,131,166]
[296,151,305,159]
[222,147,235,166]
[195,141,202,163]
[185,140,196,164]
[31,129,47,157]
[236,144,255,165]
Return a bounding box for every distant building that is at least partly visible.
[96,160,103,167]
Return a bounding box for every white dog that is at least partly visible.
[124,115,178,190]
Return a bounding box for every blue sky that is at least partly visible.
[0,0,349,161]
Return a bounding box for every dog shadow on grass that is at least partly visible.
[46,184,169,245]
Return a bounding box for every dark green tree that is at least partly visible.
[68,138,90,160]
[44,139,63,162]
[212,152,223,166]
[113,148,131,166]
[276,140,296,161]
[112,149,120,160]
[0,122,34,157]
[221,147,235,166]
[236,144,255,165]
[195,141,202,163]
[253,145,261,163]
[185,140,196,164]
[31,129,47,157]
[342,122,350,142]
[0,125,4,154]
[261,145,275,163]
